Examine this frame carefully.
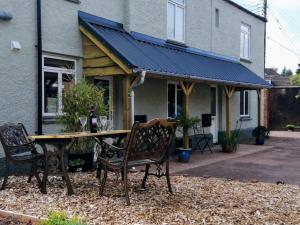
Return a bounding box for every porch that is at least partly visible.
[78,11,271,143]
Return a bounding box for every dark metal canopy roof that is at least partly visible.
[79,11,271,89]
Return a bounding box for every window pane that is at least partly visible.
[177,85,183,117]
[44,72,58,113]
[44,57,75,70]
[175,6,184,42]
[168,84,176,118]
[94,79,110,106]
[210,87,216,116]
[240,32,245,58]
[167,3,175,39]
[244,34,249,58]
[245,91,249,115]
[240,91,244,115]
[62,73,75,91]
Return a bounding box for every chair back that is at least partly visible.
[124,119,177,163]
[0,123,35,157]
[202,114,212,128]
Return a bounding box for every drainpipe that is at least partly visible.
[130,71,146,125]
[37,0,43,134]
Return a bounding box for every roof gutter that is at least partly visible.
[37,0,43,134]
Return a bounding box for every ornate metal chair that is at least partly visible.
[96,119,177,205]
[0,123,44,190]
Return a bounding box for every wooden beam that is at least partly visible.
[83,45,106,59]
[224,86,235,137]
[83,66,125,77]
[180,81,195,149]
[80,26,133,74]
[123,76,131,130]
[83,57,116,68]
[257,89,262,126]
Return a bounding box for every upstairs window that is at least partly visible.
[167,0,185,42]
[240,23,250,60]
[240,90,249,117]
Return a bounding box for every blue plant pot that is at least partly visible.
[177,148,192,163]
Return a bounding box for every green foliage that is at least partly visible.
[286,124,296,130]
[58,79,107,132]
[289,73,300,86]
[281,67,293,76]
[40,211,87,225]
[219,131,240,153]
[68,158,85,167]
[173,115,200,129]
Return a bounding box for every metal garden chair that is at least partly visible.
[192,114,213,153]
[0,123,44,190]
[96,118,177,205]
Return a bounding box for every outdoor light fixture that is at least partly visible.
[11,41,21,51]
[0,10,13,20]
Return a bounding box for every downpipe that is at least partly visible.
[130,71,146,125]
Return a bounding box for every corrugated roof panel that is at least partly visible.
[79,11,271,88]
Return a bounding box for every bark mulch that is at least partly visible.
[0,172,299,225]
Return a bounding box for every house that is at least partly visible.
[0,0,270,156]
[264,68,300,130]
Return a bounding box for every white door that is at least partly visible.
[210,86,218,143]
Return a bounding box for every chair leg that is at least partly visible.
[27,164,34,183]
[1,161,9,190]
[141,164,150,189]
[123,167,130,205]
[165,161,172,193]
[99,166,108,196]
[33,161,42,188]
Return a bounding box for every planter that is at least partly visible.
[221,144,237,153]
[255,138,264,145]
[68,152,94,172]
[176,148,192,162]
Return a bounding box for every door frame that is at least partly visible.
[210,85,219,143]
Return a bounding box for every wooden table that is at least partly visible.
[30,130,130,195]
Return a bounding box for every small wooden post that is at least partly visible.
[257,89,262,126]
[122,76,131,130]
[224,86,235,138]
[179,81,195,149]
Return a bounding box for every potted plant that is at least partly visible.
[286,124,296,131]
[220,120,242,153]
[252,125,268,145]
[173,115,200,162]
[59,79,107,172]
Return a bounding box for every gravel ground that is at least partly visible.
[0,172,299,225]
[0,216,29,225]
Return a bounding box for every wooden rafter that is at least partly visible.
[79,26,133,75]
[224,86,235,137]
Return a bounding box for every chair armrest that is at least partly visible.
[96,140,125,159]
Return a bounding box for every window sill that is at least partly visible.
[166,39,187,48]
[240,116,252,121]
[240,58,252,64]
[43,116,59,124]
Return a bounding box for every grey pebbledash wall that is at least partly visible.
[0,0,266,157]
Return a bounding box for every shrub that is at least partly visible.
[40,211,87,225]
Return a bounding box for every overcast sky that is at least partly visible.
[233,0,300,73]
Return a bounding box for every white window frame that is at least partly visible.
[240,90,250,117]
[167,81,183,118]
[240,23,251,60]
[93,76,114,123]
[167,0,185,43]
[42,55,77,117]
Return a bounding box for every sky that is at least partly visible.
[232,0,300,73]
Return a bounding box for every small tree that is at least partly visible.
[59,79,107,132]
[281,67,293,76]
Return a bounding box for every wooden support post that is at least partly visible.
[123,76,131,130]
[179,81,195,149]
[224,86,235,138]
[257,89,262,126]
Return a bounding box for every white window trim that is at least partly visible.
[240,23,251,60]
[167,0,186,43]
[93,76,114,123]
[42,55,77,117]
[240,90,250,117]
[167,81,181,118]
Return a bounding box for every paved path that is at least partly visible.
[174,131,300,185]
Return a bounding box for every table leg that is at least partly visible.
[58,144,74,195]
[41,144,48,194]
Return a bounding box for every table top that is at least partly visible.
[29,130,131,140]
